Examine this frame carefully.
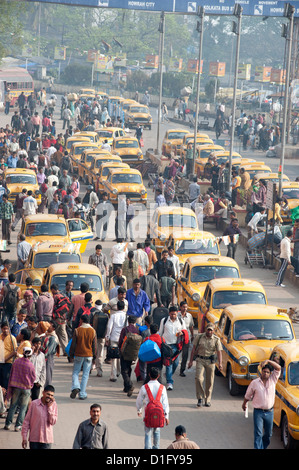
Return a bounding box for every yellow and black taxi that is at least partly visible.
[177,255,240,320]
[270,342,299,449]
[112,136,143,164]
[124,103,152,130]
[75,131,100,144]
[77,148,118,183]
[85,153,123,186]
[122,98,138,111]
[25,242,82,269]
[96,127,126,146]
[148,206,199,254]
[200,278,267,327]
[65,135,91,152]
[195,150,241,177]
[102,167,147,206]
[255,172,290,184]
[95,162,130,194]
[165,229,221,268]
[161,129,190,157]
[214,305,296,396]
[5,168,41,206]
[180,137,214,160]
[79,88,96,98]
[241,162,272,179]
[70,141,101,173]
[15,263,109,305]
[17,214,93,254]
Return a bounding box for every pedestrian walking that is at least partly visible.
[73,403,109,449]
[36,285,54,322]
[21,384,58,449]
[105,300,127,382]
[159,306,186,390]
[16,234,31,270]
[51,284,71,355]
[29,337,46,401]
[188,323,223,407]
[118,315,142,397]
[167,424,200,449]
[69,314,97,400]
[94,193,113,241]
[88,244,109,287]
[178,301,194,377]
[40,321,59,388]
[136,367,169,449]
[0,320,17,394]
[242,359,281,449]
[0,194,14,245]
[222,218,242,259]
[126,278,150,325]
[275,230,293,287]
[92,301,109,377]
[4,347,36,431]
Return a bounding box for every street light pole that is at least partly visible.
[156,11,165,154]
[228,4,243,192]
[279,3,295,197]
[192,6,205,177]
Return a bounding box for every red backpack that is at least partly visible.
[144,384,165,429]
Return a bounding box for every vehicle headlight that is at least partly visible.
[141,190,146,195]
[179,263,184,271]
[192,293,200,302]
[159,234,166,241]
[112,189,118,195]
[238,356,249,366]
[35,190,40,196]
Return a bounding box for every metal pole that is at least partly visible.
[156,11,165,154]
[228,5,242,192]
[279,4,295,197]
[192,7,205,176]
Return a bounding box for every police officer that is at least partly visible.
[188,323,223,408]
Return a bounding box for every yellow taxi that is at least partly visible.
[200,278,267,327]
[74,131,100,144]
[214,305,296,396]
[102,167,147,206]
[17,214,93,253]
[180,136,214,160]
[25,242,82,269]
[108,96,125,106]
[270,342,299,449]
[177,255,240,320]
[196,144,225,160]
[85,153,123,186]
[96,127,126,146]
[148,206,199,254]
[95,162,130,194]
[65,135,91,152]
[122,99,138,111]
[5,168,41,206]
[112,136,143,165]
[79,88,96,97]
[242,163,272,179]
[281,182,299,222]
[165,230,221,267]
[255,172,289,184]
[77,149,119,183]
[161,129,190,157]
[124,103,152,130]
[70,142,101,173]
[16,263,108,305]
[195,151,241,177]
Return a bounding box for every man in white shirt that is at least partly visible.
[46,181,58,206]
[105,300,127,382]
[23,191,38,217]
[95,193,113,241]
[167,246,180,278]
[136,367,169,449]
[275,229,292,287]
[110,239,128,274]
[159,306,186,390]
[47,170,59,187]
[101,140,111,151]
[116,194,126,240]
[134,244,149,275]
[247,206,266,238]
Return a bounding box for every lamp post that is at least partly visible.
[156,11,165,154]
[279,3,295,197]
[192,6,205,176]
[228,3,243,191]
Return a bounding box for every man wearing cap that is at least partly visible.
[188,323,223,407]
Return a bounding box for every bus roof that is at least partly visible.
[0,67,33,83]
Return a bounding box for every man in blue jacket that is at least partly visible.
[126,279,150,326]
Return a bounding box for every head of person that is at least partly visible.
[205,323,214,337]
[65,280,74,292]
[117,287,126,301]
[149,367,160,381]
[41,385,55,405]
[50,283,59,295]
[144,315,153,327]
[31,336,42,353]
[1,321,10,337]
[90,403,102,424]
[84,292,92,304]
[161,249,168,261]
[180,301,188,315]
[150,323,159,335]
[169,306,178,321]
[128,315,137,325]
[80,282,89,294]
[80,314,90,325]
[132,279,141,292]
[174,425,187,439]
[117,300,125,311]
[260,362,273,381]
[95,244,102,255]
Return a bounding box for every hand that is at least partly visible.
[22,439,28,449]
[218,363,223,372]
[137,412,142,418]
[187,360,193,369]
[165,418,169,426]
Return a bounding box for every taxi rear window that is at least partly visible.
[233,319,293,341]
[34,253,81,268]
[212,291,266,308]
[51,274,102,292]
[26,223,67,237]
[191,266,239,283]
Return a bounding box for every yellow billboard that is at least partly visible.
[54,46,66,61]
[238,63,251,80]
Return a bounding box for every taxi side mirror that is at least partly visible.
[180,277,188,283]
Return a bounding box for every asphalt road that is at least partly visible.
[0,96,298,451]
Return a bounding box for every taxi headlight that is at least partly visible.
[112,189,118,195]
[159,234,166,241]
[35,190,40,196]
[179,263,184,271]
[238,356,249,367]
[141,190,146,195]
[192,293,200,302]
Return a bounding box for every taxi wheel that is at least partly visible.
[227,364,240,396]
[281,414,297,449]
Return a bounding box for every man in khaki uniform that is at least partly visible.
[188,323,222,407]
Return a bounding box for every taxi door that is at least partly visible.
[14,268,46,293]
[215,312,230,377]
[198,286,211,331]
[67,218,93,253]
[177,262,190,305]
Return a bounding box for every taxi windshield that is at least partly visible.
[74,146,93,155]
[190,266,239,283]
[115,140,139,149]
[67,139,86,149]
[288,362,299,385]
[212,291,266,308]
[199,150,219,159]
[130,107,148,113]
[96,159,114,168]
[175,239,218,255]
[283,188,299,199]
[34,253,81,268]
[159,215,197,229]
[97,131,113,138]
[167,132,187,140]
[25,223,67,237]
[249,170,271,179]
[6,174,36,185]
[51,274,102,291]
[111,174,141,184]
[233,319,293,341]
[85,154,95,162]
